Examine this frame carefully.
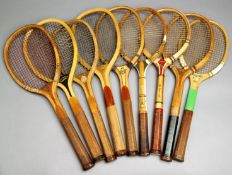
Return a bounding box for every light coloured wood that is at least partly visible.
[68,96,104,161]
[106,105,126,156]
[87,96,116,161]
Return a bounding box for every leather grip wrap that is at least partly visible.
[139,112,149,156]
[173,110,193,162]
[151,108,163,154]
[161,115,179,161]
[60,117,95,170]
[55,103,94,170]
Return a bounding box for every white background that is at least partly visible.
[0,0,232,174]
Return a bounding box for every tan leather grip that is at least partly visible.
[121,86,138,155]
[139,112,149,156]
[173,110,193,162]
[103,86,126,156]
[87,96,116,162]
[55,103,94,170]
[69,96,104,161]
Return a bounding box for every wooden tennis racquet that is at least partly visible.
[173,20,229,162]
[67,19,116,162]
[109,6,144,156]
[161,13,214,161]
[35,18,104,162]
[77,8,127,156]
[136,7,167,155]
[4,24,94,170]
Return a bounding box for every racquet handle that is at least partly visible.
[151,108,163,155]
[151,74,165,155]
[87,96,116,162]
[54,102,94,170]
[103,86,126,156]
[121,86,138,156]
[69,97,104,162]
[173,110,193,162]
[161,115,179,161]
[139,112,149,156]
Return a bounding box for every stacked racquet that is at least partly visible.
[3,6,229,170]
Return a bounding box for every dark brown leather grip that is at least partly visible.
[161,115,179,161]
[173,110,193,162]
[55,105,94,170]
[151,108,163,155]
[121,86,138,156]
[139,112,149,156]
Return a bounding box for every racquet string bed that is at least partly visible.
[42,22,74,75]
[161,12,188,59]
[7,29,49,90]
[197,24,226,74]
[181,17,212,68]
[71,22,96,75]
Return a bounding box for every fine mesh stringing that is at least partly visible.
[144,14,165,56]
[120,13,141,61]
[42,22,74,75]
[81,12,117,65]
[197,24,226,74]
[160,11,188,58]
[7,29,49,90]
[182,18,212,68]
[72,22,96,76]
[25,29,57,80]
[112,10,141,66]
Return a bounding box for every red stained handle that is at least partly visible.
[103,86,126,156]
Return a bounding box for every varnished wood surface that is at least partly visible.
[69,96,104,161]
[103,86,127,156]
[121,86,138,155]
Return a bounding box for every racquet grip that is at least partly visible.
[55,105,94,170]
[139,112,149,156]
[87,96,116,162]
[103,86,126,156]
[161,115,179,161]
[69,97,104,162]
[151,108,163,155]
[121,86,138,156]
[173,110,193,162]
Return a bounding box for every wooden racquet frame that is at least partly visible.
[173,20,229,161]
[134,7,167,156]
[77,8,127,156]
[136,7,167,155]
[35,18,104,162]
[109,6,145,156]
[4,24,95,170]
[67,19,116,162]
[161,13,214,161]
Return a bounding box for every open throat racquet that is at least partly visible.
[4,25,95,170]
[77,8,127,156]
[36,19,104,162]
[67,19,116,162]
[161,13,214,161]
[173,20,228,162]
[109,6,144,156]
[134,7,167,156]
